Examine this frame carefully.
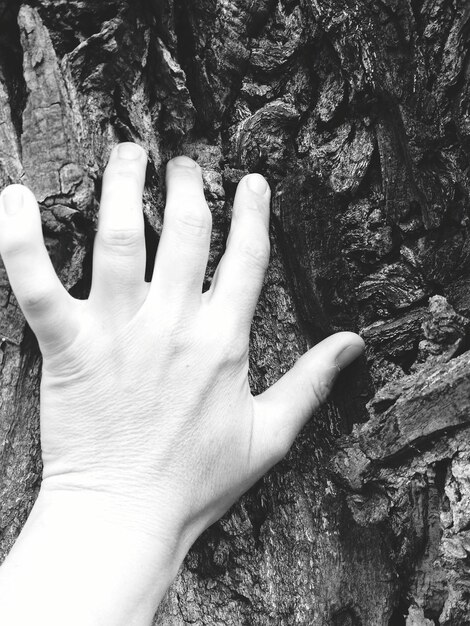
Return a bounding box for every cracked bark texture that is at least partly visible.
[1,1,470,624]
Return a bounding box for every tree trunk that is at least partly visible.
[1,1,470,624]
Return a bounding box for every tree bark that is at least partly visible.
[1,1,470,624]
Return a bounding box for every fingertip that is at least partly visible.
[0,184,35,217]
[332,332,365,370]
[232,174,271,229]
[113,142,147,162]
[242,173,270,196]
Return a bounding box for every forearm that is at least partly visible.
[0,489,188,626]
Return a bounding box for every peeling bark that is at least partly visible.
[1,1,470,624]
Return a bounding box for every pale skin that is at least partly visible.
[0,143,364,625]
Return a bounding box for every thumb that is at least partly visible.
[252,332,365,468]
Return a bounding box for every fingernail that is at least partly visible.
[336,343,364,370]
[247,174,268,195]
[1,186,24,216]
[117,143,144,160]
[171,156,197,168]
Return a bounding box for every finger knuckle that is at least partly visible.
[244,202,265,215]
[309,375,333,408]
[2,237,31,257]
[213,329,248,366]
[239,237,270,270]
[155,318,192,354]
[99,228,142,254]
[107,168,141,184]
[171,202,212,238]
[22,286,54,314]
[221,339,248,366]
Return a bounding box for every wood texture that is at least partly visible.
[1,1,470,624]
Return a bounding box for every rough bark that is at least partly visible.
[1,1,470,624]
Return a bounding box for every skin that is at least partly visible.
[0,143,364,625]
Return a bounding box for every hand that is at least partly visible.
[0,143,364,623]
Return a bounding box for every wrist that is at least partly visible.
[0,485,192,625]
[39,465,218,552]
[36,482,192,571]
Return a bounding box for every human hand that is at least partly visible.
[0,143,364,555]
[0,144,363,540]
